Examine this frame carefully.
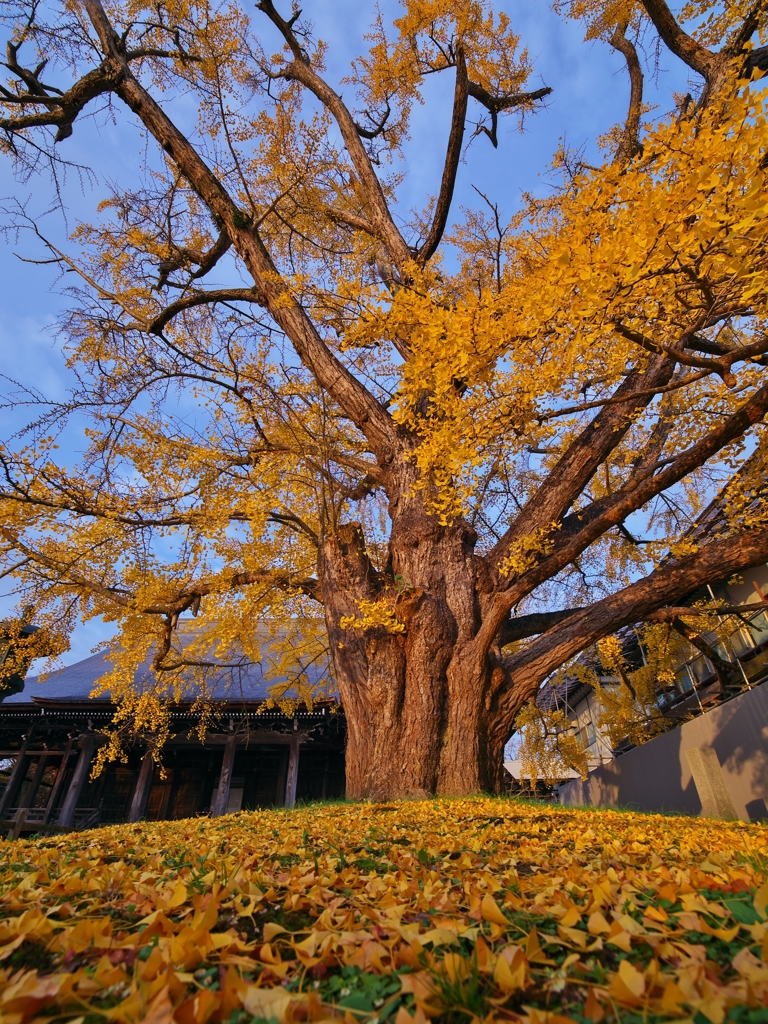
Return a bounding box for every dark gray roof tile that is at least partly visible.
[3,635,331,705]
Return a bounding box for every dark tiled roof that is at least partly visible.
[665,448,768,557]
[535,674,594,713]
[3,628,331,705]
[534,625,643,713]
[5,651,116,703]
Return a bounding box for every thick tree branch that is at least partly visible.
[417,45,468,265]
[147,287,264,335]
[255,0,412,274]
[0,59,119,141]
[81,0,398,460]
[612,321,768,380]
[744,45,768,76]
[610,21,644,164]
[498,607,585,647]
[267,511,319,545]
[478,378,768,658]
[686,332,768,367]
[492,573,768,654]
[323,206,378,238]
[638,0,718,82]
[639,0,768,100]
[467,81,551,148]
[488,355,675,579]
[496,524,768,728]
[156,227,231,288]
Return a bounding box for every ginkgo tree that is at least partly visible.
[2,0,768,799]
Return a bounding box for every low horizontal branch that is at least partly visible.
[647,600,768,622]
[147,287,265,335]
[498,608,585,647]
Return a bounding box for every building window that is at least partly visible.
[579,722,596,748]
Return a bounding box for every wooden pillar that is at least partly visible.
[127,751,154,823]
[43,737,75,824]
[19,753,48,809]
[58,733,96,828]
[285,736,300,809]
[0,732,32,817]
[212,734,237,816]
[11,808,29,840]
[275,748,288,807]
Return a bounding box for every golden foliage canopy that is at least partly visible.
[1,0,768,792]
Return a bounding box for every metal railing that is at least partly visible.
[664,605,768,705]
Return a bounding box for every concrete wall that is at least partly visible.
[558,682,768,821]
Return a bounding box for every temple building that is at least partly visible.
[0,637,346,836]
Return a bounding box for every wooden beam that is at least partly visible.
[0,731,32,817]
[0,814,73,837]
[212,733,237,816]
[0,749,69,757]
[127,751,155,823]
[285,735,300,809]
[58,734,96,827]
[197,731,308,746]
[19,753,48,810]
[43,736,75,824]
[11,808,29,840]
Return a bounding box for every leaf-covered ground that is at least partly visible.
[0,798,766,1024]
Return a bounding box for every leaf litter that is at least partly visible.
[0,797,766,1023]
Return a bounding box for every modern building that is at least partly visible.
[505,548,768,802]
[505,558,768,787]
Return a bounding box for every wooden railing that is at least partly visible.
[2,807,101,839]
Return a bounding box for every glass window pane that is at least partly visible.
[748,611,768,644]
[690,657,712,683]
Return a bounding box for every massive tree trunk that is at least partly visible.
[319,468,768,800]
[320,475,489,799]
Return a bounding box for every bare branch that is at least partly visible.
[536,369,711,422]
[467,81,551,148]
[610,21,644,164]
[417,44,468,264]
[648,600,768,621]
[0,523,322,613]
[80,0,399,459]
[255,0,412,274]
[147,287,265,335]
[353,102,391,140]
[613,320,768,382]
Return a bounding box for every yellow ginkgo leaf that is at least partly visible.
[481,893,509,926]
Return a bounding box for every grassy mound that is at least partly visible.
[0,797,766,1023]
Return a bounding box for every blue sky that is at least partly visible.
[0,0,691,666]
